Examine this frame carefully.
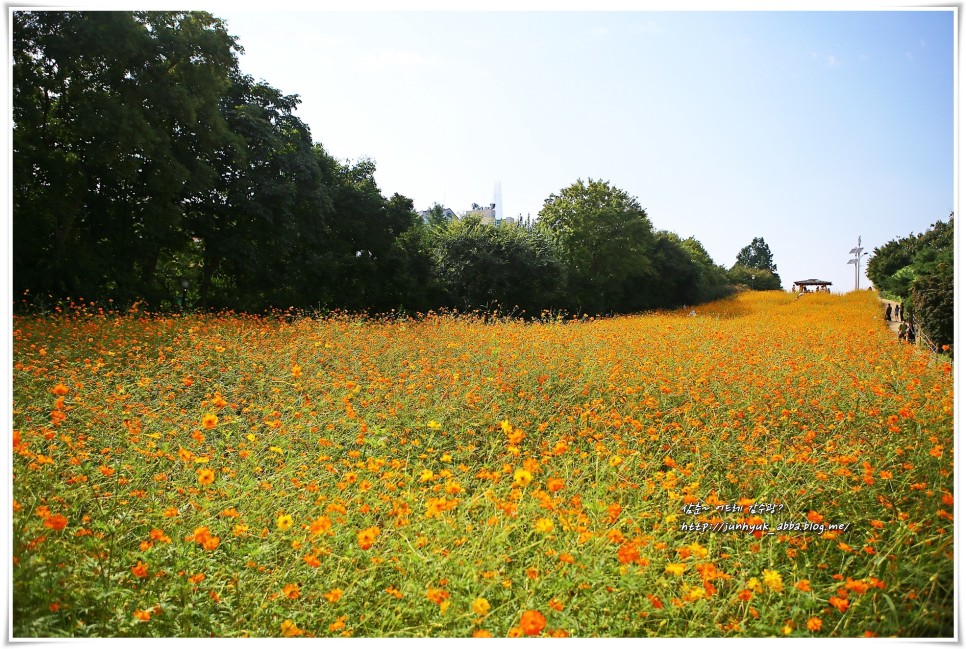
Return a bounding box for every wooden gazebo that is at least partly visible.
[793,279,832,293]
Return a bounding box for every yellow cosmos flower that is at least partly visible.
[280,619,302,637]
[762,569,784,592]
[276,514,294,531]
[513,468,533,487]
[665,563,686,576]
[471,597,490,616]
[534,517,554,533]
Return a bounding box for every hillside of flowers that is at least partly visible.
[12,290,953,637]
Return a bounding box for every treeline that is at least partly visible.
[15,11,764,317]
[867,215,954,354]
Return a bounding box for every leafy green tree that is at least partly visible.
[869,215,954,355]
[730,238,781,289]
[182,72,324,310]
[869,216,954,301]
[680,237,732,302]
[424,203,454,228]
[536,178,657,314]
[909,260,953,354]
[315,151,422,312]
[433,215,564,315]
[734,235,780,284]
[648,232,699,308]
[727,265,782,291]
[13,11,240,305]
[735,237,778,272]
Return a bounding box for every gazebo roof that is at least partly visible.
[793,279,833,286]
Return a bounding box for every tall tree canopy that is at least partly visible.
[536,179,657,314]
[867,215,953,354]
[735,237,778,273]
[13,11,240,304]
[431,216,564,315]
[732,237,781,289]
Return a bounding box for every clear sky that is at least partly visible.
[212,6,954,293]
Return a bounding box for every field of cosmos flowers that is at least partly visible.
[11,289,954,638]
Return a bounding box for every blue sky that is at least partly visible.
[212,8,954,291]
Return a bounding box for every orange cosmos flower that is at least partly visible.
[51,383,69,396]
[43,514,68,531]
[520,610,547,636]
[196,468,215,485]
[201,414,218,429]
[844,577,870,595]
[426,588,450,607]
[357,526,380,550]
[324,588,343,603]
[187,526,220,551]
[829,595,850,613]
[329,616,347,632]
[310,515,332,535]
[303,555,321,568]
[806,617,822,632]
[617,543,640,564]
[282,583,301,599]
[606,529,625,544]
[131,561,149,578]
[133,609,151,622]
[472,630,493,638]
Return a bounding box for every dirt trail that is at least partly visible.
[880,298,904,338]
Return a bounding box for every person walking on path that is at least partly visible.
[885,304,893,321]
[898,303,904,321]
[898,321,908,342]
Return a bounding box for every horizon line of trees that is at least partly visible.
[14,10,781,318]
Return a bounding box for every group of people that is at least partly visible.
[885,302,903,322]
[886,302,916,344]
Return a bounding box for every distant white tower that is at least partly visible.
[493,181,503,222]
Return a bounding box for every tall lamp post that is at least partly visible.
[751,274,756,290]
[181,278,189,309]
[847,237,868,291]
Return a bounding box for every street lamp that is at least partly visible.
[181,278,189,309]
[847,236,865,291]
[751,274,756,290]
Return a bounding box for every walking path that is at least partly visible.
[880,298,903,337]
